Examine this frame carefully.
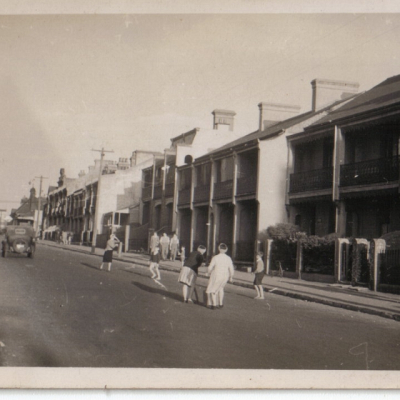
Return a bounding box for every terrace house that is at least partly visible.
[142,110,242,251]
[178,78,360,266]
[287,75,400,240]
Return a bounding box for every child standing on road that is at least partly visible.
[254,252,265,299]
[149,246,161,280]
[100,234,120,272]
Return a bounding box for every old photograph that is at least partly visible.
[1,0,400,390]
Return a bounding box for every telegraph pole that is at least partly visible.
[35,175,48,236]
[91,147,114,254]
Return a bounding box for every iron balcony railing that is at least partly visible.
[213,180,233,200]
[194,184,210,203]
[178,188,191,205]
[142,185,152,200]
[165,182,175,198]
[73,207,84,217]
[289,167,333,193]
[236,175,257,196]
[340,155,400,187]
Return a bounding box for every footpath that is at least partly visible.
[38,240,400,322]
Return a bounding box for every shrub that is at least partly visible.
[258,223,306,243]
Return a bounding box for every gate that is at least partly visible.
[352,243,369,285]
[379,248,400,286]
[358,246,370,284]
[340,242,353,282]
[269,240,297,273]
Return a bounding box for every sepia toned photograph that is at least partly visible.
[1,0,400,391]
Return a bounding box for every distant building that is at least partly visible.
[42,151,159,248]
[9,187,46,230]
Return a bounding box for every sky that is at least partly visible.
[1,4,400,213]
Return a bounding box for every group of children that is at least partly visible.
[148,241,266,302]
[148,244,186,280]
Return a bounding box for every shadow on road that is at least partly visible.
[80,262,100,271]
[132,281,186,303]
[122,268,149,279]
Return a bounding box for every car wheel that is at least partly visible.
[28,245,35,259]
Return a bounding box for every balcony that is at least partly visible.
[237,175,257,196]
[290,167,333,193]
[194,184,210,203]
[165,182,175,198]
[213,180,233,200]
[178,188,191,206]
[142,185,152,201]
[153,184,162,200]
[340,155,400,187]
[72,206,83,217]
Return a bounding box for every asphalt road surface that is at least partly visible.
[0,244,399,369]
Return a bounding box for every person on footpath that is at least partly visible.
[160,233,170,260]
[100,233,120,272]
[150,231,159,254]
[206,243,234,309]
[62,230,68,245]
[253,251,265,299]
[180,246,186,266]
[149,245,161,280]
[178,245,206,303]
[169,233,179,261]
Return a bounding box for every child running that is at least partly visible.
[149,246,161,280]
[254,251,265,299]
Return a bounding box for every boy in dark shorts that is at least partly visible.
[149,246,161,280]
[254,251,265,299]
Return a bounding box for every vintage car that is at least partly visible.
[2,225,36,258]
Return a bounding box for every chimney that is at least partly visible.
[258,103,301,131]
[78,170,86,178]
[311,79,359,111]
[212,109,236,131]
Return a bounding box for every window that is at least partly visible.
[179,168,192,190]
[196,163,211,186]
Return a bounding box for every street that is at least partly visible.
[0,244,399,369]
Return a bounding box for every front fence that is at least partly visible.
[264,237,399,289]
[379,248,400,286]
[302,243,335,275]
[129,238,148,253]
[269,240,297,274]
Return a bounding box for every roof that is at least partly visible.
[170,128,198,145]
[309,74,400,128]
[197,110,316,160]
[13,196,45,215]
